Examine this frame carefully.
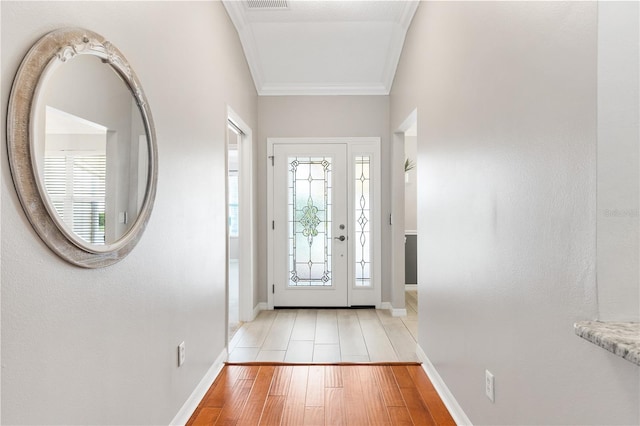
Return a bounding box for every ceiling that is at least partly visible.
[46,106,107,135]
[222,0,419,96]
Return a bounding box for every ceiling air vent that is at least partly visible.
[246,0,288,9]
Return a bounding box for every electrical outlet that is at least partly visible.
[178,342,185,367]
[485,370,495,402]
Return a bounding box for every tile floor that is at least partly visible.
[228,287,419,363]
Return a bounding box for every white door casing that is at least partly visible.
[227,106,255,323]
[267,138,381,308]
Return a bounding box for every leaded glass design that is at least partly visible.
[288,156,332,286]
[355,156,371,287]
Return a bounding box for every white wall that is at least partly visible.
[390,2,639,425]
[1,1,257,424]
[597,1,640,322]
[257,96,391,304]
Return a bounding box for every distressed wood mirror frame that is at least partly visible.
[7,28,158,268]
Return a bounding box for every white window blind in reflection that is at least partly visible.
[44,154,106,245]
[228,172,239,237]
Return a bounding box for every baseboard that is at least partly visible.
[391,308,407,317]
[416,345,473,426]
[379,302,407,317]
[252,302,267,320]
[405,284,418,291]
[169,348,227,425]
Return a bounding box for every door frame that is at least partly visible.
[226,106,256,325]
[391,109,418,315]
[267,137,382,309]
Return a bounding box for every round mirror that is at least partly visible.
[7,28,157,268]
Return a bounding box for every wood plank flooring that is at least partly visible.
[229,288,419,363]
[187,364,455,426]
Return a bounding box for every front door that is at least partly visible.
[269,138,381,308]
[273,143,348,307]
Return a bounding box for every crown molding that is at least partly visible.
[381,1,419,93]
[399,0,420,29]
[258,83,389,96]
[223,1,264,91]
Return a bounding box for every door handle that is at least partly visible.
[334,235,346,242]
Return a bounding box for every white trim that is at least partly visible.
[266,137,381,309]
[392,308,407,317]
[266,138,275,310]
[268,137,380,146]
[221,1,264,93]
[253,302,268,319]
[405,284,418,291]
[395,109,418,134]
[389,109,418,327]
[381,1,419,95]
[416,345,473,426]
[404,230,418,236]
[258,83,389,96]
[379,302,406,317]
[169,348,227,426]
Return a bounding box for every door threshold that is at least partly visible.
[274,305,375,309]
[225,361,421,366]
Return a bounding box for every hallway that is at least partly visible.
[4,2,638,425]
[229,289,418,363]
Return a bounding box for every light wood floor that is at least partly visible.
[187,363,455,426]
[229,288,419,363]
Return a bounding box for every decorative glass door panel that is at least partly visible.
[273,144,348,307]
[288,156,332,286]
[355,155,371,287]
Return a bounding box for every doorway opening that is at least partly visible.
[225,107,256,349]
[392,109,418,316]
[404,122,418,289]
[227,121,242,341]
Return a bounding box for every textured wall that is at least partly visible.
[390,2,639,424]
[1,2,257,424]
[596,1,640,322]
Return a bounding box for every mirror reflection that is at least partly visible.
[33,54,149,247]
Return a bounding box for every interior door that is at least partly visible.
[273,143,348,307]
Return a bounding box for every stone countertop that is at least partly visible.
[574,321,640,366]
